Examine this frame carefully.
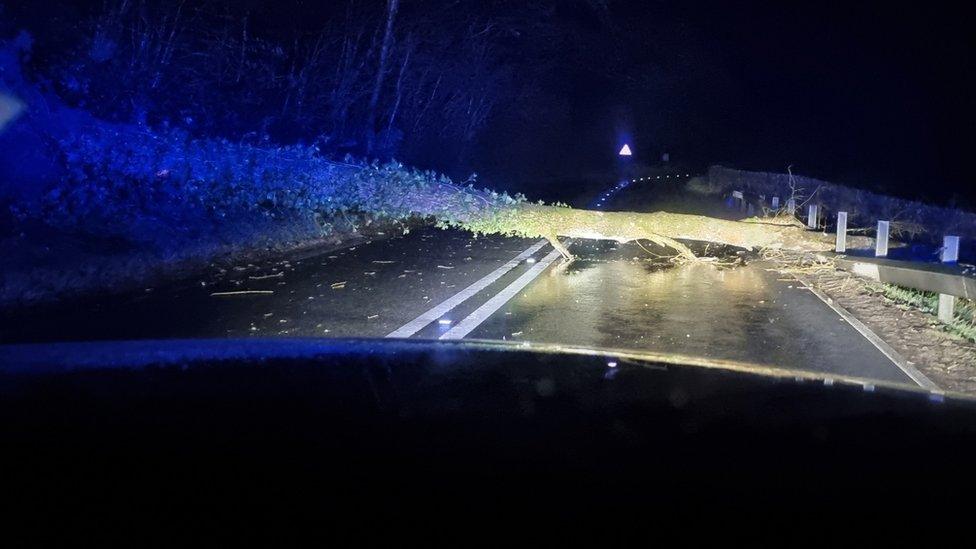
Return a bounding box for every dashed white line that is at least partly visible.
[386,239,548,338]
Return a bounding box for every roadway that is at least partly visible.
[0,180,915,385]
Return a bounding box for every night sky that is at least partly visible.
[480,0,974,205]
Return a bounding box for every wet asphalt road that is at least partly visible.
[0,187,914,385]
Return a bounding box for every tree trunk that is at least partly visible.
[458,204,839,260]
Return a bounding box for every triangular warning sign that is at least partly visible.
[618,144,632,156]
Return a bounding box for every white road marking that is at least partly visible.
[385,240,548,338]
[440,246,566,340]
[794,275,939,390]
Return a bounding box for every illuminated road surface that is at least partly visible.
[449,238,911,383]
[1,225,912,384]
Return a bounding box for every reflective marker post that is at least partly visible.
[942,235,960,263]
[771,196,780,210]
[875,220,889,257]
[938,294,956,323]
[938,235,961,322]
[807,204,819,229]
[835,211,848,253]
[786,198,796,214]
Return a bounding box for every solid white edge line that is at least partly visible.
[385,239,548,338]
[440,247,565,340]
[794,275,940,390]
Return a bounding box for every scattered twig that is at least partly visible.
[210,290,274,296]
[249,272,284,280]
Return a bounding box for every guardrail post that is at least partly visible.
[938,294,956,323]
[771,196,780,209]
[807,204,819,229]
[942,235,960,264]
[786,198,796,214]
[747,202,755,216]
[875,220,889,257]
[835,212,848,253]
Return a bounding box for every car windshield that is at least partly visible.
[1,1,974,396]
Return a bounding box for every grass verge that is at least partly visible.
[867,282,976,343]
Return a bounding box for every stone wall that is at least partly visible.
[708,166,976,241]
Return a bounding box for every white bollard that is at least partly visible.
[807,204,819,229]
[938,294,956,323]
[875,220,889,257]
[786,198,796,214]
[835,211,848,253]
[942,235,960,263]
[771,196,780,209]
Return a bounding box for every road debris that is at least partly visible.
[249,272,284,280]
[209,290,274,297]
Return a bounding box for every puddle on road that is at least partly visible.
[477,247,791,366]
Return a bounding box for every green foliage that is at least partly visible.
[346,160,531,237]
[16,122,536,253]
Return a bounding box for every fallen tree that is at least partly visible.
[462,204,837,260]
[350,163,839,261]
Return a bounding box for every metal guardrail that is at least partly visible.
[828,254,975,323]
[829,255,976,300]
